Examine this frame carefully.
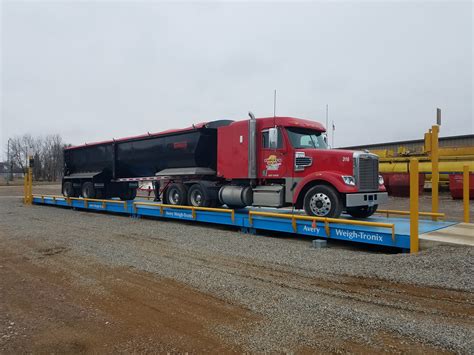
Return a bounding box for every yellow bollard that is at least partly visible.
[28,167,33,204]
[410,159,419,253]
[23,171,28,204]
[464,165,470,223]
[431,125,439,221]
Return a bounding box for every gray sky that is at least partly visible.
[1,0,473,158]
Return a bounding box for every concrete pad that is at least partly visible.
[420,223,474,248]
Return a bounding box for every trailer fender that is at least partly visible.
[292,171,358,207]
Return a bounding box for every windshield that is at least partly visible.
[286,127,328,149]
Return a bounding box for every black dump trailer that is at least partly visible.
[62,120,233,200]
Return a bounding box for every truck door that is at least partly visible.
[259,127,287,178]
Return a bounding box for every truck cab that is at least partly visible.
[217,115,387,218]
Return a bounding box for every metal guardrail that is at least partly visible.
[247,210,396,241]
[377,209,445,220]
[36,195,128,209]
[132,201,236,222]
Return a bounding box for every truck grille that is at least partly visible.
[355,154,379,191]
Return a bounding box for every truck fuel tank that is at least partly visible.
[218,185,253,208]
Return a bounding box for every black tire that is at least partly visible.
[303,185,342,218]
[81,181,96,199]
[62,181,76,197]
[188,184,212,207]
[346,205,378,219]
[164,183,188,205]
[119,188,137,201]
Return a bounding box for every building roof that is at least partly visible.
[341,134,474,150]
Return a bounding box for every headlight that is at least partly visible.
[342,176,356,186]
[378,175,384,185]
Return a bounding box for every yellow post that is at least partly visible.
[464,165,470,223]
[28,166,33,204]
[23,170,28,204]
[431,125,439,220]
[410,158,419,253]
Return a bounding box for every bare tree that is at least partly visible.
[6,134,67,181]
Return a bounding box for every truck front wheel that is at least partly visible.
[165,183,188,205]
[346,205,378,219]
[303,185,342,218]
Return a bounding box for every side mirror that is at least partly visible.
[268,127,278,149]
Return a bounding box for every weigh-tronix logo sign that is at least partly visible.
[164,210,193,219]
[302,225,384,242]
[335,229,384,242]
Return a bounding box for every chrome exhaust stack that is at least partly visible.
[248,112,257,180]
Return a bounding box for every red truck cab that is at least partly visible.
[217,115,387,218]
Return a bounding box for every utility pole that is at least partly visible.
[7,138,12,184]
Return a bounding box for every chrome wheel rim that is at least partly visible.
[190,190,202,206]
[168,188,180,204]
[309,193,332,216]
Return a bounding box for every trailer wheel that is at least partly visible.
[165,183,187,205]
[303,185,342,218]
[62,182,76,197]
[188,184,212,207]
[81,181,96,199]
[346,205,378,219]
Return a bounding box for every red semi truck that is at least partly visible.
[63,113,387,218]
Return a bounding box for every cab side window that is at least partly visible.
[262,128,283,149]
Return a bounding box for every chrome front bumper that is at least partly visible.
[346,192,388,207]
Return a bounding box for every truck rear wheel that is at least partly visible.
[165,183,187,205]
[346,205,378,219]
[188,184,212,207]
[81,181,96,199]
[303,185,342,218]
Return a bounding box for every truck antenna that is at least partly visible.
[273,89,276,127]
[273,90,277,117]
[326,104,329,146]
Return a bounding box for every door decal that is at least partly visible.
[264,154,283,171]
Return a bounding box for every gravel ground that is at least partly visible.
[1,185,473,352]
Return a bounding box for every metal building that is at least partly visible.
[342,134,474,154]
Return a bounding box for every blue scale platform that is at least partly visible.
[31,196,457,252]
